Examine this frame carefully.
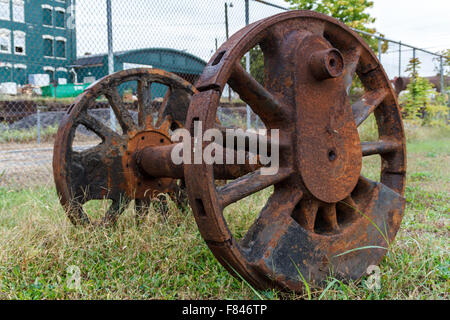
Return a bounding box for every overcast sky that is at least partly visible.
[75,0,450,78]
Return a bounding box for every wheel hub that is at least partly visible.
[123,129,177,200]
[294,35,362,203]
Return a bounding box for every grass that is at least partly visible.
[0,124,59,144]
[0,124,448,300]
[0,94,75,105]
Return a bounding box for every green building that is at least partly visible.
[0,0,77,86]
[71,48,207,97]
[0,0,206,98]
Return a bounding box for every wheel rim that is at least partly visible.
[184,11,406,291]
[53,68,196,226]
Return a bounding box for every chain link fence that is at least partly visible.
[0,0,448,188]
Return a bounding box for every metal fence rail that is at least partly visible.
[0,0,448,188]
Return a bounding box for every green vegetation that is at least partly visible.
[400,57,448,125]
[0,124,448,300]
[240,46,265,85]
[0,124,59,144]
[0,94,75,105]
[240,1,389,89]
[285,0,388,53]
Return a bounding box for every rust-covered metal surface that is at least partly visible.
[53,10,407,293]
[53,68,196,225]
[183,11,406,291]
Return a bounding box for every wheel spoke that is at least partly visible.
[69,142,124,203]
[339,195,358,211]
[218,167,293,208]
[69,146,108,201]
[218,127,281,154]
[342,47,361,94]
[155,87,172,127]
[137,79,153,128]
[352,89,388,127]
[157,86,191,126]
[240,185,303,258]
[68,144,129,225]
[228,63,288,123]
[104,87,137,133]
[362,140,401,156]
[101,196,130,226]
[321,204,339,232]
[291,197,319,232]
[77,111,120,141]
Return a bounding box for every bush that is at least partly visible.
[399,57,448,126]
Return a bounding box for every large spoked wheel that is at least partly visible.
[185,11,406,291]
[53,68,196,226]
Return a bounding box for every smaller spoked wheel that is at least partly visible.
[184,11,406,291]
[53,68,196,226]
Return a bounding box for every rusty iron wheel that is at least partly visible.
[184,11,406,291]
[53,68,196,226]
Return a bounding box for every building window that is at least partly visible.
[12,0,24,23]
[13,30,25,55]
[44,66,55,83]
[42,5,53,26]
[56,37,66,58]
[0,0,10,21]
[43,35,54,57]
[56,67,68,85]
[14,63,27,85]
[0,29,11,53]
[55,8,65,28]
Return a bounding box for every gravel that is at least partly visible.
[1,106,257,135]
[1,109,138,136]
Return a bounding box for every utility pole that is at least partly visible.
[245,0,251,130]
[224,2,229,40]
[224,2,232,103]
[106,0,117,130]
[398,41,402,78]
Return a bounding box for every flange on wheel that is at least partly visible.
[184,11,406,291]
[53,68,196,226]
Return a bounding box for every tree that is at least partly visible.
[240,1,386,87]
[405,57,421,80]
[240,46,265,85]
[400,57,447,123]
[285,0,388,54]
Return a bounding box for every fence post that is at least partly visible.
[378,38,382,62]
[245,0,251,130]
[37,107,41,144]
[398,41,402,78]
[106,0,117,131]
[440,56,445,94]
[412,48,417,102]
